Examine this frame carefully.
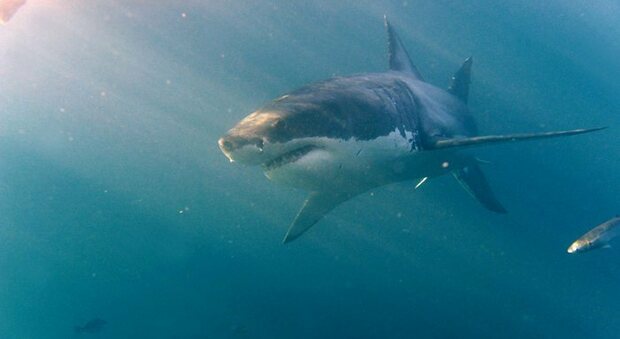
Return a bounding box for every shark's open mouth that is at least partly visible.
[262,145,317,171]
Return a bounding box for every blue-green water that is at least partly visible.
[1,1,619,338]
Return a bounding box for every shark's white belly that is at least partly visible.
[264,129,459,192]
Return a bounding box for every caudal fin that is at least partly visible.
[431,127,606,150]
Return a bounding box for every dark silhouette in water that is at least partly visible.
[74,318,107,334]
[218,16,604,243]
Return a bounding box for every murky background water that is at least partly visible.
[0,1,619,338]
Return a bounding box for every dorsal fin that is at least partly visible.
[448,57,473,103]
[384,16,424,81]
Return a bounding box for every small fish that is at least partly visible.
[74,318,107,334]
[567,216,620,254]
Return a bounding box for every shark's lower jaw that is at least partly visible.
[262,145,317,171]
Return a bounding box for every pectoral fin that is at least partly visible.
[453,164,506,214]
[283,191,352,244]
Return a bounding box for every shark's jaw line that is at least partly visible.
[262,145,318,171]
[259,129,425,193]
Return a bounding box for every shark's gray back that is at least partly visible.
[403,76,477,143]
[260,72,476,151]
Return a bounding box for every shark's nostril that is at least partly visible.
[219,138,234,152]
[219,136,266,153]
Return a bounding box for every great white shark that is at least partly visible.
[218,18,603,243]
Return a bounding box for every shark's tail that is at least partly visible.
[434,126,605,214]
[430,127,606,150]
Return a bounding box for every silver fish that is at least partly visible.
[567,216,620,254]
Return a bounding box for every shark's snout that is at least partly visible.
[218,134,267,164]
[217,137,233,154]
[218,134,264,153]
[217,137,235,162]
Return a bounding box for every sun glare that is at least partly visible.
[0,0,27,24]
